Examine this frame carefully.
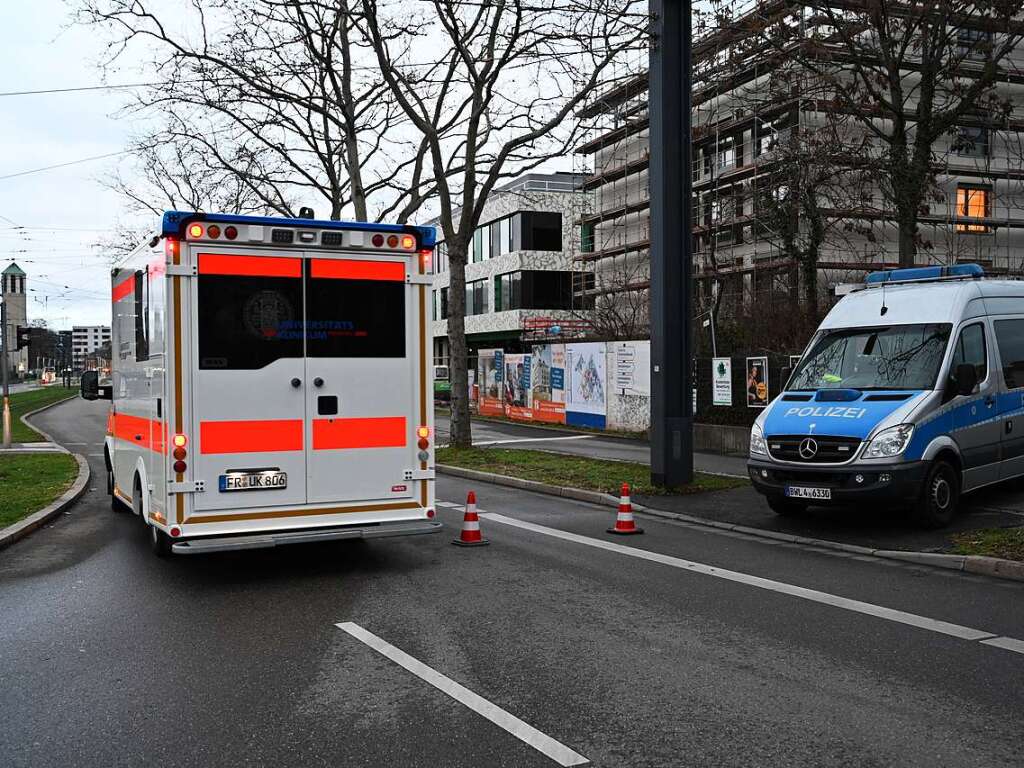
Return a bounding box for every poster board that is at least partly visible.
[530,344,566,423]
[478,349,504,416]
[746,356,769,408]
[503,353,532,421]
[566,342,607,428]
[712,357,732,406]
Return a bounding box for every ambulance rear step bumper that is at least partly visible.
[172,520,443,554]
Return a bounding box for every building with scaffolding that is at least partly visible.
[573,1,1024,334]
[429,172,594,365]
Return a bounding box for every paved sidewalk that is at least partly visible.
[0,442,63,454]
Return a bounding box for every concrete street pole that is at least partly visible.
[1,296,11,448]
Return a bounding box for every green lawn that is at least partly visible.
[0,453,79,529]
[950,527,1024,562]
[436,446,748,496]
[6,386,76,442]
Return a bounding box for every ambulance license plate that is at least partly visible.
[785,486,831,500]
[219,470,288,492]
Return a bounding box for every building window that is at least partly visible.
[467,279,489,316]
[957,28,992,61]
[956,185,992,233]
[519,212,563,251]
[581,222,595,254]
[954,126,989,158]
[440,287,449,319]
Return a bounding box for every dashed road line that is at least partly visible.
[336,622,589,766]
[478,512,1024,656]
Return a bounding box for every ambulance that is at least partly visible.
[748,264,1024,527]
[81,210,441,555]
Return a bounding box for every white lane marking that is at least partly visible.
[473,435,595,447]
[336,622,588,766]
[981,636,1024,655]
[479,513,1014,646]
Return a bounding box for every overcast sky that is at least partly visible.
[0,0,146,328]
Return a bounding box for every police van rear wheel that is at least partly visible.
[768,497,807,517]
[913,460,959,528]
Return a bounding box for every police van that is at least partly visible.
[81,210,441,555]
[748,264,1024,527]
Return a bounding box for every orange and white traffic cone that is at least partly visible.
[452,490,489,547]
[607,482,643,535]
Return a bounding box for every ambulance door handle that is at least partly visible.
[290,378,301,388]
[314,377,324,388]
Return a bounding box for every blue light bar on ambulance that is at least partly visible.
[865,264,984,285]
[160,210,436,249]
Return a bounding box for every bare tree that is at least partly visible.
[361,0,647,446]
[751,0,1024,267]
[77,0,432,222]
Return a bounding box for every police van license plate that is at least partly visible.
[219,470,288,492]
[785,486,831,500]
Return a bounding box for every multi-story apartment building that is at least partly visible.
[72,325,111,371]
[430,172,594,364]
[575,2,1024,328]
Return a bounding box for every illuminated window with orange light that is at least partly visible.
[956,186,992,233]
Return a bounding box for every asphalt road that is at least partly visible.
[1,398,1023,767]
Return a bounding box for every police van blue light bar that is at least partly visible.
[865,264,984,285]
[161,210,436,249]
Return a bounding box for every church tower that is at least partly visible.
[2,263,28,375]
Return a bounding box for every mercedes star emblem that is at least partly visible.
[798,437,819,460]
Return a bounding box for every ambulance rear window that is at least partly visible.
[197,275,304,369]
[306,276,405,358]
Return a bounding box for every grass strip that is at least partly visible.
[0,453,79,529]
[6,387,76,442]
[950,527,1024,562]
[436,446,747,496]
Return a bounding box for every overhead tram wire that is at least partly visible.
[0,151,130,181]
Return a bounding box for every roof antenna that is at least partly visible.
[880,281,888,316]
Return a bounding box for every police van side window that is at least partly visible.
[951,322,987,387]
[994,319,1024,390]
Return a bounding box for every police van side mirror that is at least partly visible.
[953,363,978,397]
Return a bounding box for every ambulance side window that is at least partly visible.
[134,269,150,363]
[994,319,1024,390]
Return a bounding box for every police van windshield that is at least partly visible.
[789,324,952,391]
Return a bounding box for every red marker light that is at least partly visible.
[188,224,204,238]
[170,526,182,538]
[173,460,187,474]
[372,234,385,247]
[418,438,429,450]
[386,234,399,248]
[165,237,180,261]
[224,225,238,240]
[173,447,186,460]
[426,509,435,519]
[207,224,221,239]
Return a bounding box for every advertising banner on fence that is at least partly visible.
[478,348,504,416]
[612,341,650,396]
[530,344,566,423]
[746,356,769,408]
[712,357,732,406]
[566,342,607,428]
[503,353,532,421]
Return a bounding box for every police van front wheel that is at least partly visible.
[913,460,959,529]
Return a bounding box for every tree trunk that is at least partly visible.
[897,214,918,268]
[446,240,472,448]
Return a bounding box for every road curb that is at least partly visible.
[0,453,91,551]
[436,464,1024,583]
[17,392,79,446]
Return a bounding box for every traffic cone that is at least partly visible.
[452,490,489,547]
[608,482,643,535]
